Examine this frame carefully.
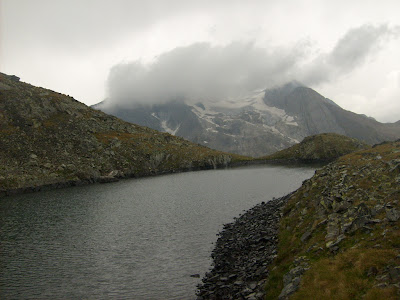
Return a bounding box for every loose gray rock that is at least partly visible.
[386,208,399,222]
[197,194,292,299]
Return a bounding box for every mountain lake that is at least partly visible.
[0,164,317,299]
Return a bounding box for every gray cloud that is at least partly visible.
[105,24,399,108]
[2,0,243,55]
[302,24,399,85]
[105,41,307,106]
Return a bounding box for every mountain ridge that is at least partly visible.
[0,73,249,196]
[95,83,400,157]
[261,133,370,163]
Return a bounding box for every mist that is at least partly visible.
[105,24,398,108]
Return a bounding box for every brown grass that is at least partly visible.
[292,249,398,300]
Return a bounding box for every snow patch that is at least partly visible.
[283,115,298,126]
[152,112,180,135]
[206,128,219,134]
[191,106,221,127]
[161,120,180,135]
[151,112,160,120]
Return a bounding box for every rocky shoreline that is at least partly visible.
[0,161,233,198]
[1,73,254,198]
[0,159,327,198]
[196,194,292,300]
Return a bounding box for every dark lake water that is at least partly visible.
[0,165,317,299]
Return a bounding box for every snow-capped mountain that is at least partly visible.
[93,82,400,157]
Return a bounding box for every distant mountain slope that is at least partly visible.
[264,83,400,145]
[0,73,247,196]
[262,133,370,162]
[95,82,400,157]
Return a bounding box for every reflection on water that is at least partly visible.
[0,165,316,299]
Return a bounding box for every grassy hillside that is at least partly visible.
[261,133,369,162]
[0,73,249,195]
[265,140,400,299]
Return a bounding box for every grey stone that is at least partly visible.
[300,230,312,243]
[326,214,340,240]
[245,293,257,300]
[0,82,11,90]
[388,266,400,281]
[279,277,301,299]
[197,196,289,298]
[249,283,257,290]
[283,266,306,286]
[9,75,20,81]
[367,266,378,277]
[386,208,399,222]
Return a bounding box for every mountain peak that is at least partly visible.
[263,81,305,105]
[95,80,400,157]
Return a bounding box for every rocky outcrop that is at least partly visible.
[278,257,309,299]
[265,140,400,299]
[0,73,249,196]
[196,195,291,300]
[198,141,399,299]
[261,133,369,163]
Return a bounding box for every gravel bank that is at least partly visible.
[197,194,292,299]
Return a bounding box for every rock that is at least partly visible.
[374,282,388,289]
[245,293,257,300]
[326,234,346,250]
[43,163,52,169]
[386,208,399,222]
[279,262,309,299]
[0,82,11,90]
[326,214,340,240]
[234,280,244,286]
[283,266,306,286]
[279,277,301,299]
[388,266,400,281]
[367,266,378,277]
[9,75,20,81]
[249,282,257,290]
[300,230,312,243]
[197,196,290,299]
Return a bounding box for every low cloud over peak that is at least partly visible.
[105,24,399,108]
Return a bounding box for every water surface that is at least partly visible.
[0,165,316,299]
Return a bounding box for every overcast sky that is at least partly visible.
[1,0,399,122]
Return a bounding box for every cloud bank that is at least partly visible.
[302,24,399,84]
[105,24,398,108]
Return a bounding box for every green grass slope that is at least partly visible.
[265,140,400,299]
[0,73,250,195]
[261,133,369,162]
